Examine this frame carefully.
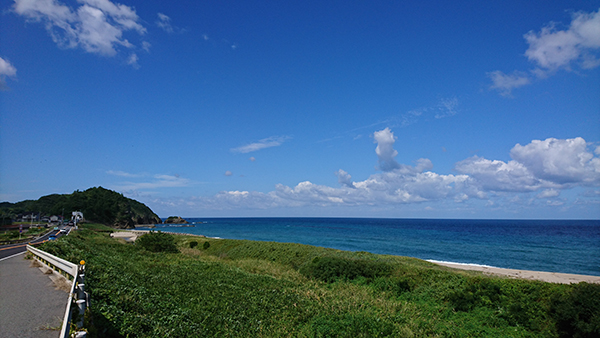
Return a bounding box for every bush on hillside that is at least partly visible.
[136,231,179,253]
[300,256,392,283]
[551,282,600,338]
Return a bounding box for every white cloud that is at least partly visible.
[14,0,147,64]
[126,53,139,68]
[108,171,191,190]
[455,137,600,193]
[524,9,600,71]
[455,156,543,192]
[510,137,600,186]
[537,189,560,199]
[0,57,17,90]
[106,170,141,177]
[487,70,531,97]
[335,169,354,188]
[373,127,400,171]
[489,8,600,95]
[231,136,291,154]
[224,171,233,176]
[150,129,600,214]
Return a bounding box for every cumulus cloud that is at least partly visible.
[510,137,600,185]
[0,57,17,90]
[489,8,600,95]
[524,9,600,71]
[231,136,291,154]
[373,128,400,171]
[144,128,599,215]
[335,169,354,188]
[13,0,147,64]
[455,137,600,192]
[194,131,599,212]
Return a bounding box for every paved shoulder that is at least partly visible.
[0,253,68,338]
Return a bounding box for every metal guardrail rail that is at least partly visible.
[0,229,55,245]
[26,244,87,338]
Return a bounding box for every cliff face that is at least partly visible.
[0,187,161,229]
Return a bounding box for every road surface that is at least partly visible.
[0,227,72,337]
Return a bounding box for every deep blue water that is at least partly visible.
[138,218,600,276]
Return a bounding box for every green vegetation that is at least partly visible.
[136,231,179,253]
[39,226,600,338]
[0,187,160,228]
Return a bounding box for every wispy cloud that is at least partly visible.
[106,170,142,177]
[231,136,291,154]
[155,12,185,34]
[13,0,148,66]
[487,71,531,97]
[156,13,174,33]
[395,97,460,127]
[489,8,600,96]
[107,171,192,190]
[0,57,17,90]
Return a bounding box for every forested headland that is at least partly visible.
[0,187,160,228]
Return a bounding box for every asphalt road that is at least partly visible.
[0,228,68,260]
[0,247,69,337]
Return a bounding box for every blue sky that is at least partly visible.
[1,0,599,219]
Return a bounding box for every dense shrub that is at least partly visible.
[136,231,179,253]
[310,314,396,337]
[551,282,600,338]
[203,241,210,250]
[299,256,392,283]
[447,277,503,312]
[189,241,198,249]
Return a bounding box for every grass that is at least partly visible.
[37,225,600,338]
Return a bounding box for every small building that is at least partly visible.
[49,215,60,225]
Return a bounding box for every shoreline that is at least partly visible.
[429,260,600,284]
[119,229,599,284]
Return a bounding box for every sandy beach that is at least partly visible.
[429,260,600,284]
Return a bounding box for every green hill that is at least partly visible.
[0,187,161,228]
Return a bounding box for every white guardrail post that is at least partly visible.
[26,245,87,338]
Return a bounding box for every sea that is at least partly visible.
[137,218,600,277]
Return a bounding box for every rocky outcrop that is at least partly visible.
[164,216,188,224]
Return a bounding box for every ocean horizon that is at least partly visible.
[137,218,600,277]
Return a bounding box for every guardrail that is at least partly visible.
[27,245,87,338]
[0,229,55,245]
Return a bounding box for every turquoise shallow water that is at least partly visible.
[138,218,600,276]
